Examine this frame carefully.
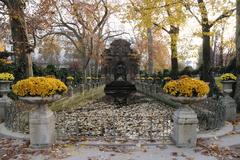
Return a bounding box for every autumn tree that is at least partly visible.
[183,0,235,81]
[0,0,56,78]
[135,35,170,71]
[37,0,121,80]
[39,37,61,66]
[126,0,186,78]
[0,0,32,78]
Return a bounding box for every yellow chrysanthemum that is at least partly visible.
[66,76,74,81]
[0,73,14,81]
[12,77,68,97]
[163,78,209,97]
[220,73,237,81]
[0,58,13,64]
[147,77,153,80]
[164,77,172,81]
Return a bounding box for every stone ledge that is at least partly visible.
[197,121,233,139]
[0,123,29,140]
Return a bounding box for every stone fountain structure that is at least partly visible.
[102,39,140,104]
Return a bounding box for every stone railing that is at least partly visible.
[135,82,182,108]
[135,81,226,131]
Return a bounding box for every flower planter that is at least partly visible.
[19,95,61,148]
[169,95,207,105]
[221,80,236,93]
[0,81,12,93]
[0,81,13,121]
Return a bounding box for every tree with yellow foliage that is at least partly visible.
[183,0,235,81]
[125,0,186,78]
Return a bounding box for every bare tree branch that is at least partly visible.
[93,0,108,33]
[183,2,201,25]
[37,31,82,54]
[103,32,129,41]
[209,8,236,28]
[153,23,170,34]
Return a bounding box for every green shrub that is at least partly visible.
[163,69,170,77]
[179,66,193,76]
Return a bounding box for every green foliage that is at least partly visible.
[56,68,69,81]
[226,57,240,75]
[163,69,170,77]
[33,64,84,84]
[44,64,57,75]
[179,66,193,76]
[33,63,44,76]
[0,62,15,74]
[192,69,199,75]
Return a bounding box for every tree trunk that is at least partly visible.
[170,26,179,79]
[234,0,240,112]
[201,26,211,82]
[147,28,154,74]
[197,0,211,82]
[219,26,225,67]
[212,33,218,67]
[6,0,32,79]
[236,0,240,67]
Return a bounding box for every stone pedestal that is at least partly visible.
[68,86,73,97]
[0,95,13,121]
[172,107,198,147]
[80,84,85,92]
[30,106,55,148]
[20,96,60,149]
[220,95,236,121]
[153,84,157,94]
[0,81,13,122]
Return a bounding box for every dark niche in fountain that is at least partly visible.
[104,62,137,105]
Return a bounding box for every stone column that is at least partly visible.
[0,94,13,122]
[219,95,237,121]
[0,81,13,122]
[172,107,198,147]
[153,84,157,94]
[143,83,147,94]
[68,86,73,97]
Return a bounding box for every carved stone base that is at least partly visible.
[172,107,198,147]
[220,95,237,121]
[0,95,13,121]
[30,106,55,148]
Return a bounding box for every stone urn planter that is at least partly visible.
[0,80,12,92]
[0,81,13,121]
[221,80,236,93]
[66,81,74,97]
[169,95,207,105]
[19,95,61,148]
[140,78,145,82]
[163,77,210,147]
[12,77,67,149]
